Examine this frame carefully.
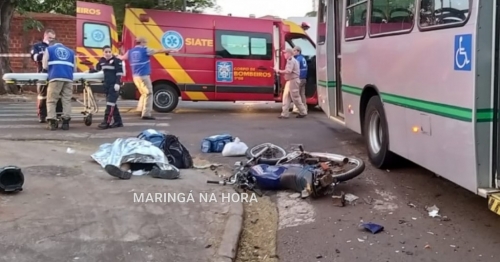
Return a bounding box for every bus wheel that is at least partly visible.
[153,83,179,113]
[363,96,394,168]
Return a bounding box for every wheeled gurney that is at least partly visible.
[2,72,104,126]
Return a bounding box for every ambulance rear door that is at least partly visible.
[213,17,275,101]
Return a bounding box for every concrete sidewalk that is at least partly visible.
[0,140,242,262]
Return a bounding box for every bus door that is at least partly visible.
[214,21,275,101]
[318,0,343,120]
[333,0,342,117]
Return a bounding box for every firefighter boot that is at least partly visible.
[61,118,70,130]
[47,119,58,131]
[98,105,112,129]
[110,106,123,128]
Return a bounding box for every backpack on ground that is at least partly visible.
[137,129,193,169]
[162,134,194,169]
[201,134,233,153]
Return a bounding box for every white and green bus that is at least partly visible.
[316,0,500,214]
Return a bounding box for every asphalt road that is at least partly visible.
[1,97,500,262]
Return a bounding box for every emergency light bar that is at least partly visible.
[2,71,104,85]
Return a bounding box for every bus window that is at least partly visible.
[83,22,111,49]
[419,0,470,27]
[370,0,414,35]
[317,0,327,44]
[345,0,367,40]
[289,37,315,60]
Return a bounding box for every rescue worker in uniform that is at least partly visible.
[118,37,175,120]
[42,40,75,130]
[91,45,124,129]
[276,48,307,119]
[293,46,308,114]
[30,29,62,123]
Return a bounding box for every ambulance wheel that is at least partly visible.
[84,114,92,126]
[153,83,179,113]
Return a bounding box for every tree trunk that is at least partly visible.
[0,1,17,95]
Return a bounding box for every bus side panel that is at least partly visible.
[341,5,478,193]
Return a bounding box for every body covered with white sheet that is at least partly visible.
[91,137,179,177]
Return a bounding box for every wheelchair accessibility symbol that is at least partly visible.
[454,34,472,71]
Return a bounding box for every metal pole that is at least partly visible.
[183,0,187,12]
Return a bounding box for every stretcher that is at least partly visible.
[2,72,104,126]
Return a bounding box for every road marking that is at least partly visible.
[0,123,170,129]
[0,116,172,122]
[0,130,169,140]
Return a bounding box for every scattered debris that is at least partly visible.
[66,147,75,154]
[405,251,414,255]
[398,219,406,224]
[426,205,440,217]
[411,217,417,220]
[193,163,223,170]
[450,245,457,248]
[289,193,301,199]
[424,244,431,249]
[363,196,373,205]
[357,238,365,242]
[427,232,434,235]
[335,249,340,253]
[361,222,384,234]
[316,255,323,258]
[440,216,451,221]
[332,192,346,207]
[205,244,212,248]
[344,193,359,204]
[407,202,416,208]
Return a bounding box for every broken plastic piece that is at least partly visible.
[362,222,384,234]
[344,193,359,203]
[426,205,440,217]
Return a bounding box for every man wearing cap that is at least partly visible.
[292,46,308,114]
[275,48,307,118]
[118,37,175,120]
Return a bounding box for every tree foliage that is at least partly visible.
[305,11,317,17]
[0,0,75,94]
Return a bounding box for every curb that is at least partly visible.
[215,200,244,262]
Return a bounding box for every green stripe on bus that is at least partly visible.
[317,81,494,122]
[477,109,494,123]
[318,80,335,87]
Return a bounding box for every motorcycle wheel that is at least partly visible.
[309,152,365,182]
[245,143,287,165]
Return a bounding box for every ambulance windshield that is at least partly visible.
[289,36,315,59]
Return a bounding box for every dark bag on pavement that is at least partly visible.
[137,129,193,169]
[162,134,194,169]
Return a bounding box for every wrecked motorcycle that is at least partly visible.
[206,145,269,197]
[246,143,365,197]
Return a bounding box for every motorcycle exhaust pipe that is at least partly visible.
[0,166,24,192]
